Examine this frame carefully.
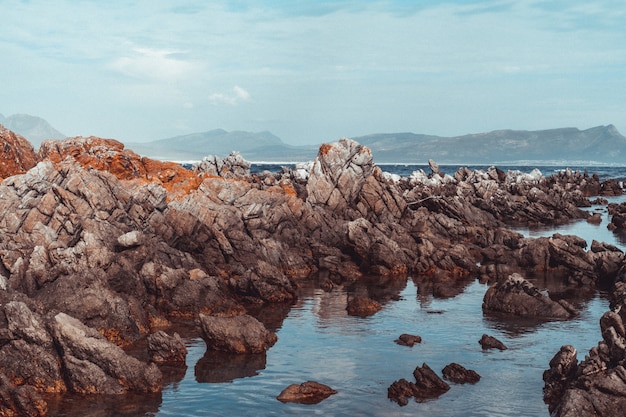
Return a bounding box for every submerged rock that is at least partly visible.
[346,296,382,317]
[277,381,337,404]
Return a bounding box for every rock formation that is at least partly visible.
[277,381,337,404]
[0,129,622,415]
[482,273,575,319]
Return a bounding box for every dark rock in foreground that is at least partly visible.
[277,381,337,404]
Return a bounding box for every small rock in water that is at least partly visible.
[277,381,337,404]
[442,363,481,384]
[479,334,507,350]
[395,333,422,347]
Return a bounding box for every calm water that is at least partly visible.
[48,165,626,417]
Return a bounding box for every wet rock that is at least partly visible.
[199,313,278,354]
[276,381,337,404]
[388,378,420,406]
[412,363,450,400]
[147,331,187,366]
[388,363,450,406]
[482,273,574,319]
[346,296,382,317]
[442,363,481,384]
[395,333,422,347]
[543,345,578,411]
[479,334,507,350]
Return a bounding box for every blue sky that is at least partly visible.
[1,0,625,144]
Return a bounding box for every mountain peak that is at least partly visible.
[1,113,65,147]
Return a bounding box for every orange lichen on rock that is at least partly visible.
[318,143,332,156]
[38,136,205,199]
[0,124,38,179]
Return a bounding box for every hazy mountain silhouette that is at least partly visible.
[0,113,65,147]
[137,125,626,164]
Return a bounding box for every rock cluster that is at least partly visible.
[543,275,626,416]
[0,128,622,415]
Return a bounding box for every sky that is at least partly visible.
[1,0,625,145]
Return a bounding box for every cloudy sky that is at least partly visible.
[2,0,625,144]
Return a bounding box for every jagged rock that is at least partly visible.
[479,334,507,350]
[276,381,337,404]
[51,312,162,394]
[192,152,251,178]
[388,378,420,406]
[199,313,277,354]
[0,125,37,180]
[395,333,422,347]
[482,273,574,319]
[346,296,382,317]
[147,331,187,365]
[388,363,450,406]
[442,363,481,384]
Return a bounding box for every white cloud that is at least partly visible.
[208,86,252,106]
[109,46,199,81]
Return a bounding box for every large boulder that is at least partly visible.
[199,313,277,354]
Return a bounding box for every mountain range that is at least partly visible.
[3,113,626,165]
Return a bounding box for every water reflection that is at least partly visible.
[195,351,267,383]
[45,392,162,417]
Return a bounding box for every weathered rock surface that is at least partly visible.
[199,313,278,354]
[482,273,575,319]
[147,331,187,365]
[276,381,337,404]
[0,128,622,414]
[0,125,37,180]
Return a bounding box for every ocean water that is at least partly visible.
[47,165,626,417]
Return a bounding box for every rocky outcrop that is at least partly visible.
[543,279,626,416]
[276,381,337,404]
[0,128,622,413]
[482,273,575,319]
[0,125,37,179]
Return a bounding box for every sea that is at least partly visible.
[47,164,626,417]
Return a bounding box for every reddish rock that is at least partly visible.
[0,125,37,179]
[277,381,337,404]
[199,314,278,354]
[395,333,422,347]
[479,334,507,350]
[346,296,382,317]
[442,363,481,384]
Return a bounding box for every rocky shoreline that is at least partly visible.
[0,124,625,416]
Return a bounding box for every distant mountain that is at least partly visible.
[354,125,626,165]
[0,113,65,147]
[127,129,317,162]
[131,125,626,165]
